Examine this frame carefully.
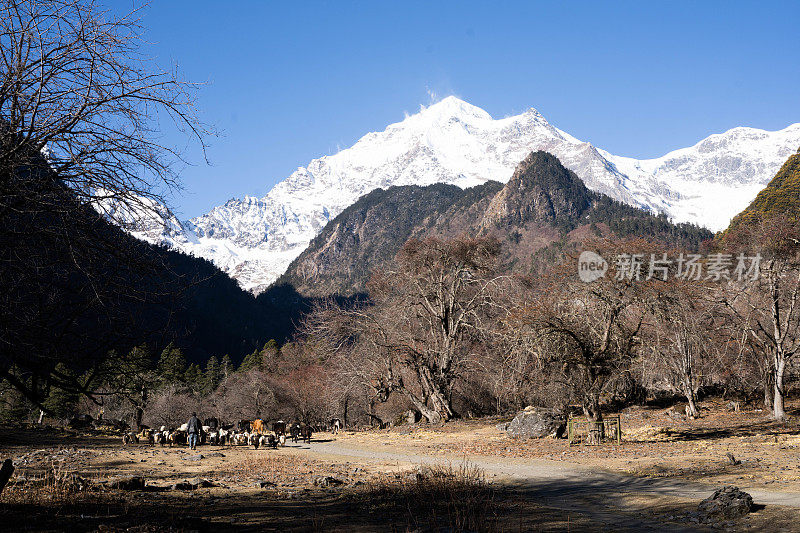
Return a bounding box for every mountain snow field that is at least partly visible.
[115,96,800,293]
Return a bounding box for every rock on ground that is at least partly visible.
[108,476,145,491]
[507,407,566,439]
[313,476,344,487]
[698,486,753,520]
[171,478,214,491]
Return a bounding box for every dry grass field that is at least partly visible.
[1,398,800,531]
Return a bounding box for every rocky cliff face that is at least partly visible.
[482,151,591,228]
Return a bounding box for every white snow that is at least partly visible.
[117,96,800,293]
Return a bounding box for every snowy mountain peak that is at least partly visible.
[417,95,493,122]
[129,97,800,294]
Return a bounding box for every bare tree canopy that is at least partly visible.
[0,0,207,215]
[309,236,511,424]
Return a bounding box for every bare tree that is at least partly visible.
[647,281,721,418]
[0,0,206,214]
[208,369,276,423]
[310,237,509,423]
[516,242,652,441]
[722,216,800,420]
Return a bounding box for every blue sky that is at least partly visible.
[131,1,800,219]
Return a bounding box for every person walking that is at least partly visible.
[186,412,201,450]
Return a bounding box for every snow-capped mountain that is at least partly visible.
[127,96,800,293]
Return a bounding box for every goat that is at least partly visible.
[167,430,186,447]
[137,428,154,445]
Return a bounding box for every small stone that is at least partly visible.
[171,480,196,491]
[183,454,204,461]
[187,477,214,488]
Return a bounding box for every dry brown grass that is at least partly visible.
[218,452,312,482]
[1,460,95,505]
[357,462,499,532]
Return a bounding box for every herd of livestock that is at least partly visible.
[121,419,330,449]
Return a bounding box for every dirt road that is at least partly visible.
[295,438,800,531]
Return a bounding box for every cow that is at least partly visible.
[203,417,219,430]
[251,419,265,434]
[259,433,278,449]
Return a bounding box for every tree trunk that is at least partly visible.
[0,459,13,495]
[416,367,453,423]
[407,394,443,424]
[685,393,699,419]
[134,406,144,430]
[764,374,774,410]
[37,409,44,424]
[682,375,699,418]
[582,393,604,444]
[773,358,787,421]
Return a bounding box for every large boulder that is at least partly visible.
[698,486,753,520]
[507,407,566,439]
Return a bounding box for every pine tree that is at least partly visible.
[238,349,261,373]
[43,363,80,421]
[261,339,280,372]
[184,363,203,393]
[157,342,187,384]
[100,346,156,428]
[221,354,233,380]
[203,356,221,395]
